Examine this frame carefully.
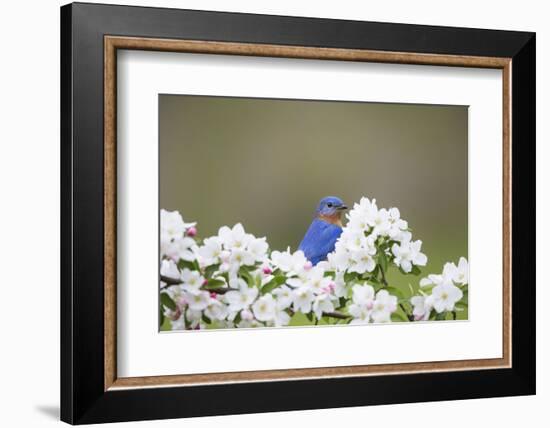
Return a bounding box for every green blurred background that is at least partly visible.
[159,95,468,318]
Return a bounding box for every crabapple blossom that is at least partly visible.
[252,294,277,322]
[349,304,372,325]
[160,209,195,243]
[183,290,211,311]
[348,248,376,274]
[160,259,180,280]
[348,284,376,324]
[272,285,293,309]
[198,237,223,265]
[391,238,427,273]
[292,286,315,313]
[159,200,468,331]
[224,282,258,312]
[247,237,269,261]
[272,304,291,327]
[446,257,469,285]
[312,293,337,319]
[410,295,432,321]
[162,236,196,262]
[180,268,205,292]
[270,249,308,275]
[218,223,253,250]
[204,298,228,321]
[229,248,256,267]
[430,283,463,313]
[370,289,398,323]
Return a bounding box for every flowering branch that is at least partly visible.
[159,197,468,331]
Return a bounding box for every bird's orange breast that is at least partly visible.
[318,213,343,227]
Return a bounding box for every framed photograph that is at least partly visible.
[61,2,535,424]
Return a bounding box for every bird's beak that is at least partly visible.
[337,205,348,210]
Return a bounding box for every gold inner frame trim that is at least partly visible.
[104,35,512,391]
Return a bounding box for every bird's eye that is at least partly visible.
[327,202,333,208]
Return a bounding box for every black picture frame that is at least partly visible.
[61,2,535,424]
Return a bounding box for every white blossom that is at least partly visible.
[179,268,204,292]
[160,259,180,280]
[218,223,253,250]
[410,295,432,321]
[160,209,195,243]
[224,282,258,312]
[271,249,308,275]
[391,238,427,273]
[272,285,293,309]
[348,248,376,274]
[252,294,277,322]
[229,248,256,267]
[247,237,269,261]
[183,290,211,311]
[431,283,463,313]
[198,237,223,266]
[312,293,336,318]
[162,236,196,262]
[292,286,315,313]
[204,298,228,321]
[371,289,398,323]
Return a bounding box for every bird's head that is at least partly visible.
[316,196,347,224]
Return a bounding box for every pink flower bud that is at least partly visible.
[241,309,253,320]
[210,291,218,299]
[202,279,209,286]
[304,261,313,271]
[186,226,197,237]
[262,266,273,275]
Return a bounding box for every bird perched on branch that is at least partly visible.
[298,196,347,265]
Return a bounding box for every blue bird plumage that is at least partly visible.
[299,196,347,265]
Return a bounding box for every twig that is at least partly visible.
[323,311,352,320]
[399,303,413,321]
[160,275,237,294]
[160,275,181,287]
[379,265,388,287]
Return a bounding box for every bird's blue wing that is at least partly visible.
[298,219,342,265]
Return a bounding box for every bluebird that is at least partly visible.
[298,196,348,265]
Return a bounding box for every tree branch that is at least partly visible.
[160,275,181,287]
[323,311,352,320]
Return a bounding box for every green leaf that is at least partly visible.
[260,275,286,294]
[160,293,176,311]
[435,312,446,321]
[177,259,196,271]
[378,251,388,273]
[239,266,255,286]
[288,312,314,326]
[344,272,358,283]
[203,278,225,289]
[391,313,407,322]
[455,301,468,310]
[410,265,422,276]
[306,312,314,322]
[202,314,212,324]
[367,276,381,287]
[159,309,165,327]
[338,297,347,309]
[204,263,220,279]
[386,286,404,299]
[233,312,242,325]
